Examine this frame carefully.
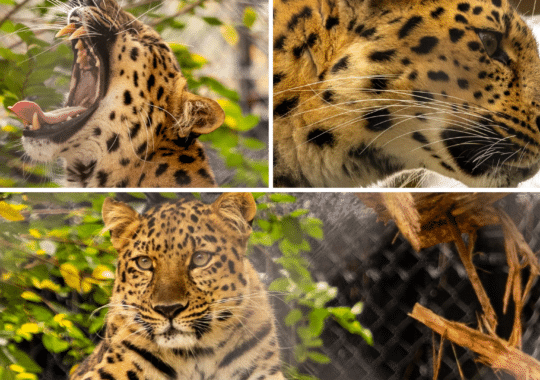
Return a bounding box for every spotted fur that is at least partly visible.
[273,0,540,187]
[21,0,224,187]
[70,193,283,380]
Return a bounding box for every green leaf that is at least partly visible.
[199,77,239,101]
[289,209,309,217]
[250,231,273,247]
[306,351,331,364]
[269,194,296,203]
[268,278,290,292]
[301,218,323,240]
[281,216,303,245]
[308,308,329,336]
[242,7,257,29]
[235,114,259,131]
[8,346,41,373]
[42,334,69,353]
[242,137,265,150]
[202,17,223,26]
[285,309,303,326]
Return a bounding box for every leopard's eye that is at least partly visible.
[135,256,153,271]
[477,30,499,57]
[191,252,211,267]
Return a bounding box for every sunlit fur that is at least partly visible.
[21,0,224,187]
[70,193,283,380]
[273,0,540,187]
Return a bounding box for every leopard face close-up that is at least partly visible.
[273,0,540,187]
[70,193,283,380]
[9,0,225,188]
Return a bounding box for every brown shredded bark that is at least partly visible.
[358,193,540,379]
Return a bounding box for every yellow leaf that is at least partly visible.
[9,364,25,373]
[54,314,73,328]
[60,263,81,292]
[224,115,237,128]
[220,24,238,46]
[92,265,114,280]
[28,229,41,238]
[69,364,79,375]
[41,279,60,292]
[19,323,39,334]
[2,124,18,133]
[191,54,207,66]
[0,178,16,187]
[15,373,38,380]
[81,277,93,293]
[48,229,69,238]
[0,201,24,221]
[35,249,46,256]
[21,291,41,302]
[30,278,41,288]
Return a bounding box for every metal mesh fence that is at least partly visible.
[258,193,540,380]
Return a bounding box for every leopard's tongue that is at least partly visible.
[8,101,87,129]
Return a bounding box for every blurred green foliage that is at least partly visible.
[0,193,370,380]
[0,0,267,187]
[0,193,115,379]
[253,193,372,379]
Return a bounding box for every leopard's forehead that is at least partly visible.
[140,200,212,235]
[125,200,229,258]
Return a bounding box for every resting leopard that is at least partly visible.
[273,0,540,187]
[70,193,283,380]
[8,0,224,187]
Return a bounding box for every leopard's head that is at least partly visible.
[10,0,223,176]
[101,193,258,349]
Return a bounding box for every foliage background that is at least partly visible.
[0,192,370,380]
[0,0,268,187]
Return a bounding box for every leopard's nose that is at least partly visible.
[154,301,189,319]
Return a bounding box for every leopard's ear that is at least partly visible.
[102,198,140,251]
[212,193,257,236]
[176,92,225,138]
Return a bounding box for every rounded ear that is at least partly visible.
[176,92,225,137]
[102,198,140,250]
[212,193,257,234]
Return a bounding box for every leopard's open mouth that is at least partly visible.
[9,17,109,143]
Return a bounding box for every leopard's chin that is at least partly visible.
[154,330,198,349]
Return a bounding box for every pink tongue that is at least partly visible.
[8,101,86,125]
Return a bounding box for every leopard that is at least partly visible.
[273,0,540,188]
[8,0,224,187]
[70,193,284,380]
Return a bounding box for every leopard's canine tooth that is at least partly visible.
[55,23,77,37]
[69,26,87,40]
[32,112,40,131]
